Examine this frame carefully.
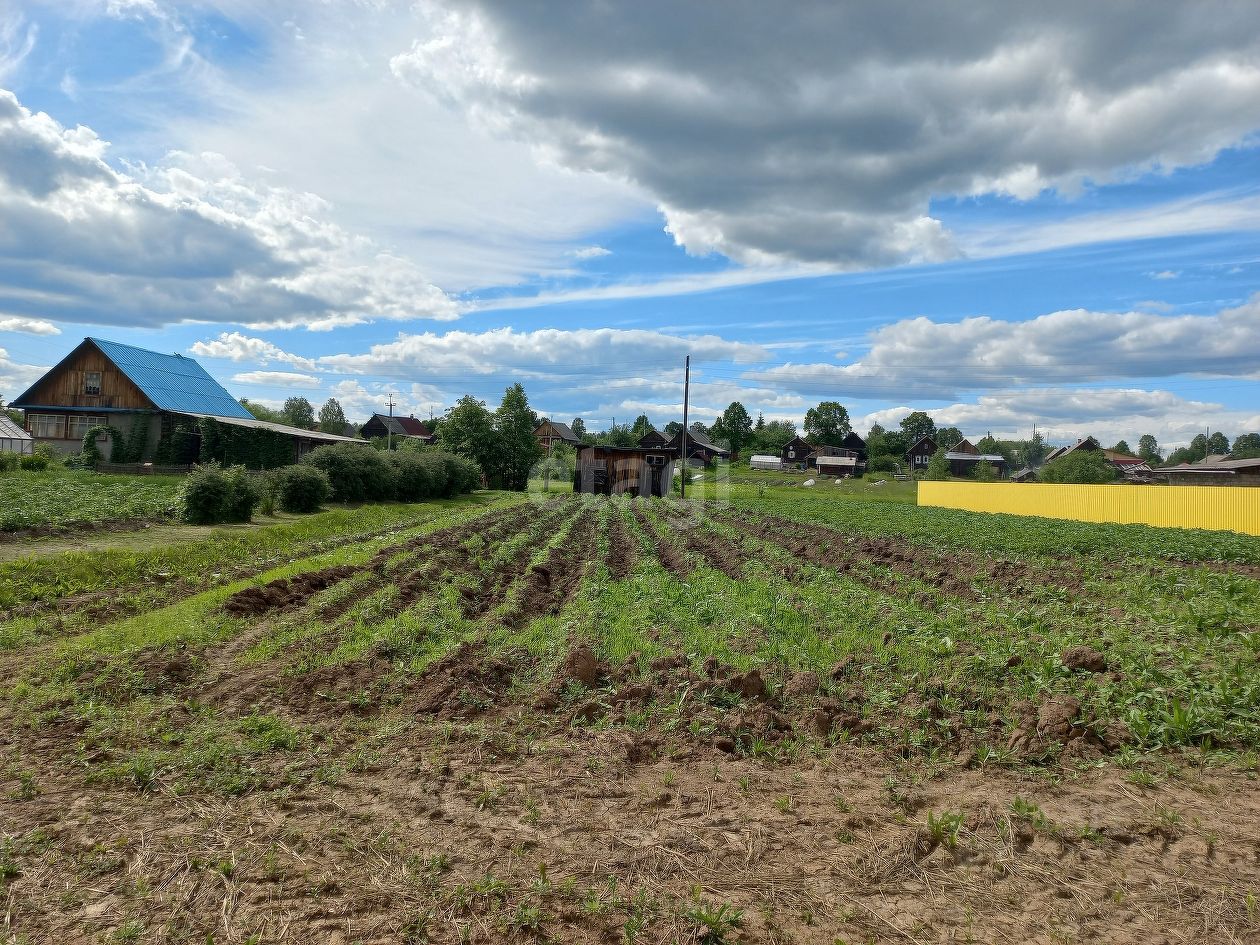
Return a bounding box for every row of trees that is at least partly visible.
[239,396,349,434]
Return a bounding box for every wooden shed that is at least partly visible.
[574,445,676,497]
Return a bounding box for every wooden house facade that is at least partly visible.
[573,445,676,497]
[943,438,1008,477]
[904,435,937,473]
[535,420,583,449]
[780,436,813,465]
[637,429,669,449]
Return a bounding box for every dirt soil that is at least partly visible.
[3,705,1258,945]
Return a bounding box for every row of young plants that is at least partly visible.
[178,443,483,525]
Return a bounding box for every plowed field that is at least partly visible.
[2,492,1259,944]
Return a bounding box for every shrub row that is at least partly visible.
[177,446,481,524]
[300,444,481,503]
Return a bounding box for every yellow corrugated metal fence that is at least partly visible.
[918,481,1260,536]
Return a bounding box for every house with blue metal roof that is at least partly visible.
[12,337,361,463]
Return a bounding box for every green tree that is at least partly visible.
[925,448,950,480]
[1039,450,1118,484]
[318,398,347,433]
[493,383,541,491]
[753,419,796,454]
[570,417,588,442]
[1206,431,1231,455]
[714,401,753,458]
[281,396,316,430]
[1232,433,1260,453]
[973,459,997,482]
[630,414,653,440]
[1111,439,1133,455]
[803,401,852,446]
[597,422,637,447]
[239,398,284,423]
[438,395,497,483]
[1138,434,1160,465]
[936,426,964,450]
[1021,432,1049,469]
[976,434,1015,467]
[899,411,936,443]
[663,421,684,437]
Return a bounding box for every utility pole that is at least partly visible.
[385,393,397,451]
[680,355,690,499]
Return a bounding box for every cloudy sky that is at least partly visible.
[2,1,1259,450]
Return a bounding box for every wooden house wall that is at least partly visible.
[19,343,153,411]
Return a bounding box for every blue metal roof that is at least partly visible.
[88,338,253,419]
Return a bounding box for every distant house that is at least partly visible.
[1010,467,1037,483]
[574,444,677,497]
[535,419,583,449]
[1042,436,1100,465]
[1160,456,1260,486]
[904,435,937,473]
[944,438,1008,478]
[665,425,729,467]
[11,337,361,463]
[638,429,669,449]
[360,413,435,443]
[780,436,813,466]
[842,431,868,464]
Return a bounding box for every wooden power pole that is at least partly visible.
[680,355,690,499]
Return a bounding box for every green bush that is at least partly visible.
[925,449,950,481]
[300,443,394,502]
[387,451,438,501]
[0,453,19,472]
[19,453,51,471]
[868,454,897,473]
[80,424,124,466]
[273,464,333,513]
[1039,449,1118,484]
[178,463,258,524]
[443,453,482,495]
[973,459,997,482]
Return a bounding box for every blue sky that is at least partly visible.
[2,1,1259,451]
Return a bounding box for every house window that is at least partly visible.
[28,414,66,438]
[787,449,795,458]
[67,415,108,440]
[83,371,103,395]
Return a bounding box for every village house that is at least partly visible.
[665,425,729,467]
[780,435,813,466]
[534,419,583,450]
[360,413,435,443]
[637,429,669,449]
[904,434,938,473]
[11,337,362,463]
[573,444,677,497]
[944,438,1008,478]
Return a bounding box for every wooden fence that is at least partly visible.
[918,481,1260,536]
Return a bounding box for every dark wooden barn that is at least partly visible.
[780,435,813,466]
[904,435,937,474]
[360,413,434,442]
[574,445,677,497]
[638,429,669,449]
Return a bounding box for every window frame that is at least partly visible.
[83,371,103,396]
[28,414,67,438]
[67,415,108,441]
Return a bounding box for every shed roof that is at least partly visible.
[176,412,365,444]
[536,420,581,442]
[945,451,1006,462]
